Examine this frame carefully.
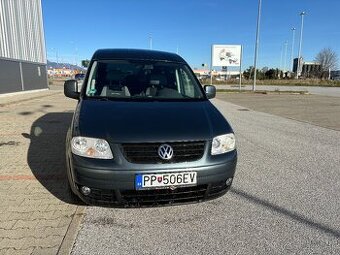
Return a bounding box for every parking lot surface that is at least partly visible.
[217,93,340,131]
[1,90,340,254]
[71,97,340,254]
[215,85,340,97]
[0,91,82,255]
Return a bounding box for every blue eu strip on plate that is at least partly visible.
[135,174,143,189]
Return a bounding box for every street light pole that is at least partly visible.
[149,34,153,50]
[283,41,288,73]
[280,44,283,72]
[290,28,296,72]
[253,0,262,91]
[296,12,306,79]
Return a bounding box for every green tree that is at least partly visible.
[256,69,265,80]
[315,48,339,79]
[315,48,339,71]
[265,69,279,79]
[81,59,90,68]
[243,66,254,80]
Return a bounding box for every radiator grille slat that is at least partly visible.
[122,141,205,164]
[77,181,230,206]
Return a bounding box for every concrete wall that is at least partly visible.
[0,58,47,94]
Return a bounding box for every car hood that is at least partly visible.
[73,99,233,143]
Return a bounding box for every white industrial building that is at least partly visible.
[0,0,47,94]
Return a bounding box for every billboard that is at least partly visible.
[212,45,241,67]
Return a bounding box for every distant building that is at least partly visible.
[331,70,340,80]
[217,70,240,79]
[193,69,240,80]
[47,67,84,78]
[302,62,321,78]
[293,58,304,73]
[293,58,321,78]
[47,61,86,78]
[0,0,47,94]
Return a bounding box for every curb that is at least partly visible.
[57,206,86,255]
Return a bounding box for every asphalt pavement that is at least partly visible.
[216,93,340,131]
[71,99,340,255]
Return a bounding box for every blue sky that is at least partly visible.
[43,0,340,70]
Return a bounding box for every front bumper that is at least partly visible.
[68,150,237,206]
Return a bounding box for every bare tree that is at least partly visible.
[315,48,339,71]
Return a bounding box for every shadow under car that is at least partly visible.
[23,111,82,205]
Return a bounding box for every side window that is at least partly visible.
[179,68,195,97]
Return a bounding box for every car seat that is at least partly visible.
[100,70,130,97]
[146,74,167,97]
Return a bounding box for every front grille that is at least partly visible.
[78,180,231,207]
[122,141,205,164]
[121,185,207,206]
[85,187,117,203]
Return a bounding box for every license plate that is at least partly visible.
[135,172,197,190]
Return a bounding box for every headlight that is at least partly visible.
[71,136,113,159]
[211,133,236,155]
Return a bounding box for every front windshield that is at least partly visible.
[85,60,205,100]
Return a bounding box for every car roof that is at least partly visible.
[92,49,186,63]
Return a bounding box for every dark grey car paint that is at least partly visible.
[65,49,238,205]
[73,100,233,143]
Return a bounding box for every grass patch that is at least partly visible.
[216,89,309,94]
[202,79,340,87]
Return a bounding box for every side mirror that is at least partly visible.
[64,80,79,99]
[204,85,216,99]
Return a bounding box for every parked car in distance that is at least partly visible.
[64,49,237,206]
[74,73,85,80]
[74,73,85,92]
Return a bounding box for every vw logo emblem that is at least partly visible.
[158,144,173,160]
